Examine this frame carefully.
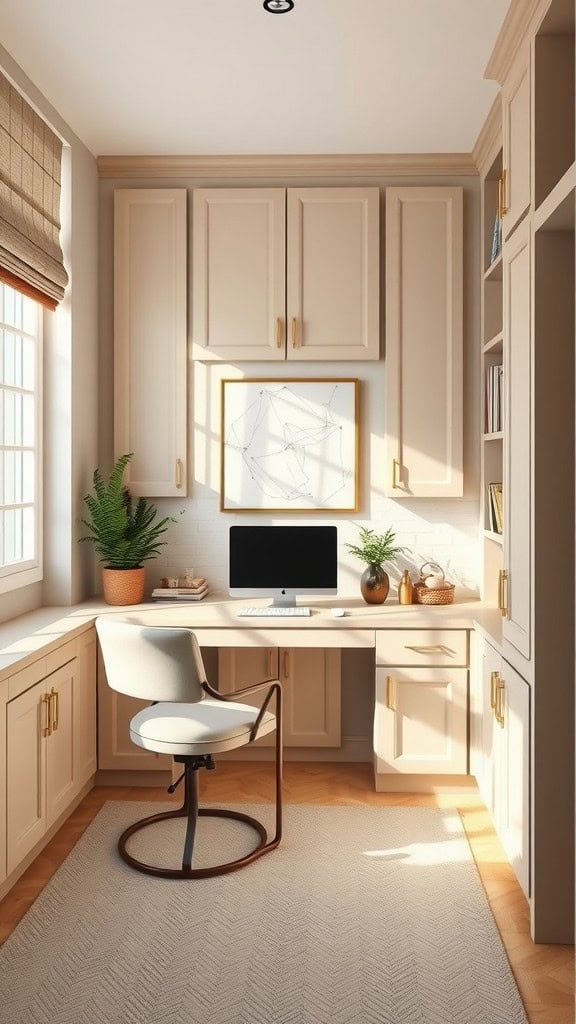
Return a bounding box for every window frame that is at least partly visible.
[0,284,43,593]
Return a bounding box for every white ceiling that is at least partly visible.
[1,0,510,157]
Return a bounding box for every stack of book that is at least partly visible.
[151,577,209,601]
[487,482,503,534]
[485,363,503,433]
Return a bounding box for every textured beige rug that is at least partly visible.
[0,802,527,1024]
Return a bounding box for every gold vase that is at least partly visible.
[102,567,146,606]
[360,564,389,604]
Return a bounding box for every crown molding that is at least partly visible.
[472,96,502,174]
[485,0,547,84]
[96,152,478,179]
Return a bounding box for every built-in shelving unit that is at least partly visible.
[480,142,505,602]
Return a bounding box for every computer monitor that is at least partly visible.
[229,525,338,606]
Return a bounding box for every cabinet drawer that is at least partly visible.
[375,630,468,667]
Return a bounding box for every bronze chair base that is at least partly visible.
[118,752,282,879]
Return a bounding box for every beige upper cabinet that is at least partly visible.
[192,187,380,361]
[384,186,463,497]
[114,189,188,496]
[502,51,531,239]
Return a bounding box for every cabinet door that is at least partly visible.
[374,666,467,774]
[503,219,531,661]
[495,661,530,898]
[97,648,172,771]
[6,680,46,874]
[502,56,531,239]
[192,188,286,361]
[74,629,97,788]
[286,188,379,360]
[281,648,341,747]
[45,663,76,829]
[475,639,501,814]
[218,647,278,747]
[385,187,463,496]
[114,188,187,496]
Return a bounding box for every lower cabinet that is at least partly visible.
[374,667,468,774]
[373,629,469,779]
[473,635,530,897]
[218,646,341,747]
[5,632,97,877]
[97,646,172,770]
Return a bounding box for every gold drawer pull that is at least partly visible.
[405,644,452,655]
[275,317,284,349]
[50,687,59,732]
[490,670,498,710]
[175,459,184,489]
[267,648,275,677]
[291,318,300,348]
[392,459,401,489]
[283,650,290,678]
[498,570,508,617]
[386,675,396,711]
[500,170,508,216]
[496,678,505,727]
[41,693,52,737]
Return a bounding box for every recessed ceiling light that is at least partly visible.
[263,0,295,12]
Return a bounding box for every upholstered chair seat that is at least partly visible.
[130,699,276,756]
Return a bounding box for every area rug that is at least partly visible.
[0,802,527,1024]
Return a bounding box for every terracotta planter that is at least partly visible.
[360,564,390,605]
[102,567,146,606]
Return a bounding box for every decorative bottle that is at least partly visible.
[398,570,413,605]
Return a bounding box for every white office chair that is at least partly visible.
[95,618,283,879]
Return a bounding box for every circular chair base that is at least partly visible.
[118,806,275,879]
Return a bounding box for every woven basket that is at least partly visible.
[413,561,455,605]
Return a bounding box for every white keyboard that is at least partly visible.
[237,606,312,617]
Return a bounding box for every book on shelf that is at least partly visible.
[485,363,503,433]
[487,482,503,534]
[151,584,209,601]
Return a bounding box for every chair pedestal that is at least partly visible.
[118,755,281,879]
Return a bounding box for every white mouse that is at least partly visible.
[330,607,345,617]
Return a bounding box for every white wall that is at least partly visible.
[0,46,99,618]
[98,175,481,600]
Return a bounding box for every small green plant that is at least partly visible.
[80,453,175,568]
[345,526,403,568]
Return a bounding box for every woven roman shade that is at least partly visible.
[0,70,68,310]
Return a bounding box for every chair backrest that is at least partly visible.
[96,618,207,703]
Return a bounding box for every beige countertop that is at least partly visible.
[0,592,503,686]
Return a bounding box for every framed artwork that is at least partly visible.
[221,378,359,511]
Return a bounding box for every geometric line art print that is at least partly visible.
[221,378,358,510]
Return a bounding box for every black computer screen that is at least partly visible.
[229,525,338,592]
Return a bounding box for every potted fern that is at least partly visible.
[80,453,175,605]
[345,526,404,604]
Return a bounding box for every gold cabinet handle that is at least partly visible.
[405,644,451,655]
[392,458,401,489]
[275,317,284,349]
[496,678,505,727]
[500,170,508,216]
[41,693,52,737]
[386,675,396,711]
[490,670,498,710]
[283,650,290,679]
[267,648,275,677]
[175,458,184,489]
[50,686,59,732]
[498,569,508,617]
[291,318,300,348]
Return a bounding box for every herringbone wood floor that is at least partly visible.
[0,763,573,1023]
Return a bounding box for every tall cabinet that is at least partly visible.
[478,0,575,943]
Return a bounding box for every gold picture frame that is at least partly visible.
[220,378,359,512]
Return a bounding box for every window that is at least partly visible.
[0,282,42,591]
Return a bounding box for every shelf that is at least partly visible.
[484,252,502,281]
[533,161,575,232]
[483,431,503,441]
[483,331,503,354]
[484,529,503,546]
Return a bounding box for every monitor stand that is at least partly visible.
[271,595,296,608]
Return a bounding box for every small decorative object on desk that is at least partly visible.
[397,569,413,605]
[413,562,455,605]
